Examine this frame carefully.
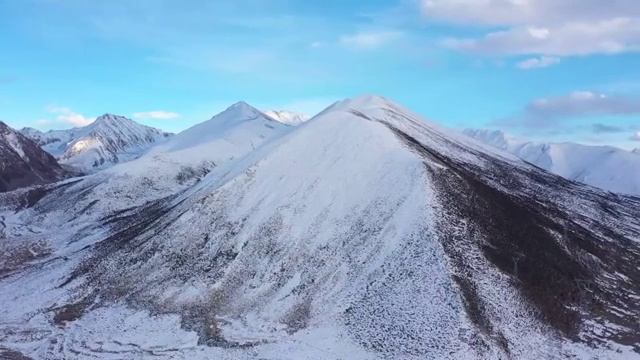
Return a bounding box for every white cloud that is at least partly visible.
[425,0,640,58]
[46,106,96,127]
[443,18,640,57]
[340,30,404,49]
[495,91,640,128]
[36,119,53,126]
[421,0,640,26]
[133,111,180,120]
[631,132,640,141]
[517,56,560,69]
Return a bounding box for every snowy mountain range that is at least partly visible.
[263,110,310,126]
[1,96,639,359]
[20,114,171,171]
[0,121,68,192]
[464,129,640,196]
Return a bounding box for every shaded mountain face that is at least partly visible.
[464,129,640,196]
[20,114,171,171]
[0,121,67,192]
[1,97,639,359]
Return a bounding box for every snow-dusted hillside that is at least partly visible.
[20,114,171,171]
[264,110,310,126]
[0,121,67,192]
[1,96,639,359]
[464,129,640,196]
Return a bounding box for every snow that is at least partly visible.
[19,114,171,171]
[1,96,639,359]
[2,131,27,160]
[263,110,310,126]
[464,128,640,196]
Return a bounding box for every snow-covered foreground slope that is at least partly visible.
[0,121,68,192]
[1,96,639,359]
[263,110,310,126]
[464,129,640,196]
[20,115,171,171]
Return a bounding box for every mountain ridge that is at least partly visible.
[0,96,638,359]
[464,128,640,196]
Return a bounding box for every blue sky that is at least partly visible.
[1,0,639,148]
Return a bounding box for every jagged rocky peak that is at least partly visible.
[18,112,172,171]
[0,120,67,192]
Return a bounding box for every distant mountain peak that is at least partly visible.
[206,101,265,122]
[95,113,120,121]
[20,114,172,171]
[263,110,310,126]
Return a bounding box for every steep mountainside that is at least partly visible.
[263,110,310,126]
[20,114,171,171]
[1,96,639,359]
[0,121,67,192]
[464,129,640,196]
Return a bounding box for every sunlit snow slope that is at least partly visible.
[1,96,639,359]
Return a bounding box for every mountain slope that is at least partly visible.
[0,121,67,192]
[0,96,639,359]
[263,110,310,126]
[20,115,171,171]
[464,129,640,196]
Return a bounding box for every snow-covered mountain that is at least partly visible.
[20,114,171,171]
[464,129,640,196]
[1,96,639,359]
[264,109,310,126]
[105,101,294,201]
[0,121,67,192]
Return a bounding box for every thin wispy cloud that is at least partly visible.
[517,56,560,69]
[340,30,404,49]
[133,111,180,120]
[592,123,625,134]
[425,0,640,67]
[495,91,640,129]
[46,106,96,127]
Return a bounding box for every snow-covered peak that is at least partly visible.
[19,114,172,171]
[318,94,392,116]
[145,101,290,156]
[263,110,310,126]
[217,101,265,121]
